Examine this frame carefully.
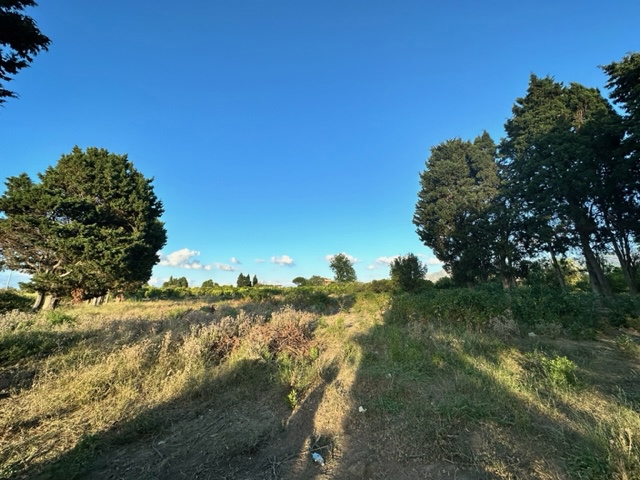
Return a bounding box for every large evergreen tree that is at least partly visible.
[0,1,50,104]
[499,76,630,296]
[413,133,504,285]
[0,147,167,308]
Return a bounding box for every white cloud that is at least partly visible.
[271,255,295,266]
[215,263,236,271]
[231,257,241,264]
[417,254,443,266]
[375,255,398,265]
[159,248,213,270]
[367,255,399,270]
[325,252,359,263]
[255,258,265,263]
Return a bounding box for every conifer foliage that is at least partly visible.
[0,147,167,308]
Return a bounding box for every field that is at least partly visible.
[1,287,639,479]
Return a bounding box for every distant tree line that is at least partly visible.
[236,273,258,288]
[413,52,640,297]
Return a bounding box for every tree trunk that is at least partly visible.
[32,291,45,311]
[611,237,638,296]
[549,250,566,291]
[43,294,59,310]
[579,232,612,298]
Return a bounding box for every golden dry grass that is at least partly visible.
[0,292,639,479]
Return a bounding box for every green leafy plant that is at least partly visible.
[46,310,76,326]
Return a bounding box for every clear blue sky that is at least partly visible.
[1,0,638,287]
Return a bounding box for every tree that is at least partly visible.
[0,147,167,309]
[201,279,217,289]
[0,1,51,104]
[329,253,357,282]
[163,276,188,288]
[499,75,631,297]
[307,275,326,286]
[601,52,640,294]
[252,275,258,287]
[413,133,503,285]
[390,254,427,292]
[292,276,308,287]
[236,273,251,287]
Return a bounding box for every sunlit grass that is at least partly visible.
[0,291,638,479]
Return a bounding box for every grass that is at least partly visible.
[0,288,639,479]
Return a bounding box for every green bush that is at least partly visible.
[46,310,76,326]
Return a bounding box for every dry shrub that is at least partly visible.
[489,309,520,337]
[246,306,316,360]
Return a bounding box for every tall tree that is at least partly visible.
[601,52,640,293]
[499,75,630,297]
[413,133,504,285]
[0,1,50,104]
[252,274,258,287]
[329,253,357,282]
[0,147,167,308]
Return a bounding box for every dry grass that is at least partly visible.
[0,292,639,479]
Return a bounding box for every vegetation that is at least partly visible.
[0,285,638,479]
[329,253,357,283]
[390,253,428,292]
[162,276,188,288]
[0,147,167,310]
[414,53,640,295]
[0,1,50,104]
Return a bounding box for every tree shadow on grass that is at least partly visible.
[6,308,339,479]
[326,294,639,479]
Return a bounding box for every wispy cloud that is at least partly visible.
[159,248,212,270]
[325,253,359,263]
[367,255,399,270]
[417,254,443,266]
[215,263,236,271]
[271,255,295,266]
[231,257,241,264]
[255,258,265,263]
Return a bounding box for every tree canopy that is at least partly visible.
[0,1,50,104]
[390,253,427,292]
[413,132,504,285]
[329,253,357,283]
[0,146,167,308]
[414,52,640,295]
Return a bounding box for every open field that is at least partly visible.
[1,288,639,479]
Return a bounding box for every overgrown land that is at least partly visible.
[1,283,639,480]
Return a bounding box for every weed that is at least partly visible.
[286,388,298,409]
[46,310,76,326]
[615,334,640,357]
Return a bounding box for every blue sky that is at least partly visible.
[1,0,638,287]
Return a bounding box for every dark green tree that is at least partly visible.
[329,253,357,282]
[0,147,167,309]
[389,254,427,292]
[0,1,50,104]
[292,276,308,287]
[252,275,258,287]
[236,273,251,287]
[163,276,188,288]
[201,279,216,289]
[601,52,640,294]
[413,133,503,285]
[500,75,630,297]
